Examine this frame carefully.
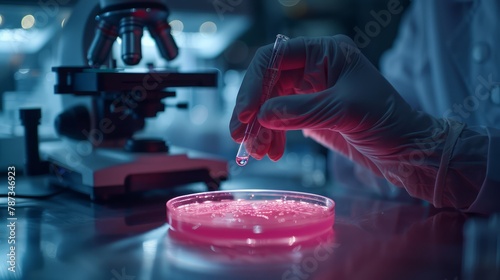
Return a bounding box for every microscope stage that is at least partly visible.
[40,141,227,200]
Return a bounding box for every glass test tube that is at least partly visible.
[235,34,289,166]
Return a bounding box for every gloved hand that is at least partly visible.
[230,35,483,209]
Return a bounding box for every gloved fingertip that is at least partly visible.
[238,110,255,124]
[257,108,283,130]
[258,96,302,130]
[268,131,286,161]
[258,117,289,131]
[252,153,265,161]
[231,134,243,144]
[229,122,246,144]
[249,143,269,161]
[269,152,283,162]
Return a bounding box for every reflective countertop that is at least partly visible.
[0,175,491,280]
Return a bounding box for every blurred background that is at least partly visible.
[0,0,411,187]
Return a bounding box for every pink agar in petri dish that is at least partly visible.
[167,190,335,246]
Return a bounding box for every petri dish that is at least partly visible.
[167,189,335,247]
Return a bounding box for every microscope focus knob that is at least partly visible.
[54,105,91,140]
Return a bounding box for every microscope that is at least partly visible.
[40,0,228,200]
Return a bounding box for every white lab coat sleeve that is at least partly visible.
[435,124,488,212]
[465,127,500,214]
[380,2,422,109]
[379,1,499,213]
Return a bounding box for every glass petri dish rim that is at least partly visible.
[166,189,335,227]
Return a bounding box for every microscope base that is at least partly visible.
[40,141,228,201]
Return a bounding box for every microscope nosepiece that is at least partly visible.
[119,17,143,65]
[88,3,179,66]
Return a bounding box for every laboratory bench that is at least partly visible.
[0,174,492,280]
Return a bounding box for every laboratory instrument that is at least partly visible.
[43,67,227,200]
[37,0,229,200]
[236,34,289,166]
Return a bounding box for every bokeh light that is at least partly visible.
[21,15,35,29]
[199,21,217,36]
[279,0,301,7]
[169,20,184,35]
